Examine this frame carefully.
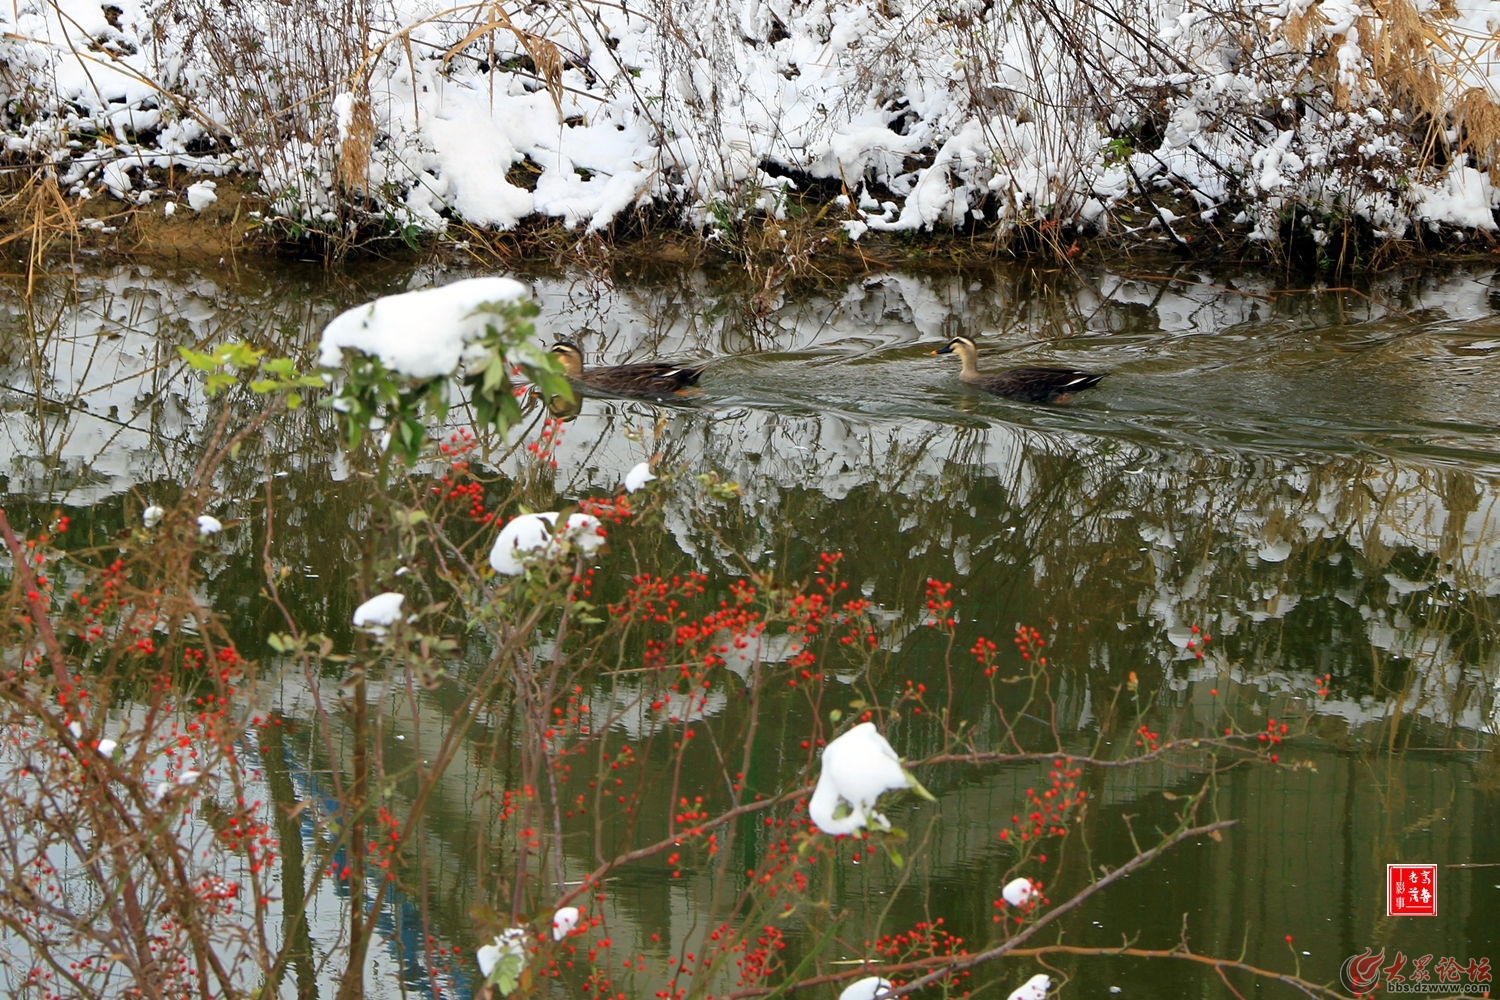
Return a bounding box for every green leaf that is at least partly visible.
[491,950,525,995]
[903,768,936,802]
[482,359,507,393]
[178,346,217,371]
[498,392,520,427]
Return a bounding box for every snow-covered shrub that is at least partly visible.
[1102,0,1500,260]
[2,0,1498,256]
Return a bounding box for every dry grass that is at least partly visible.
[1364,0,1446,110]
[337,89,377,197]
[148,0,372,250]
[5,0,1500,273]
[442,3,568,122]
[0,169,82,292]
[1287,0,1500,165]
[1454,87,1500,166]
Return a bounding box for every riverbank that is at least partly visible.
[9,160,1495,283]
[5,0,1497,277]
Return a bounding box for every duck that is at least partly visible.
[548,340,709,399]
[933,335,1105,403]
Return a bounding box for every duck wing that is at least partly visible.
[978,367,1106,404]
[580,361,709,398]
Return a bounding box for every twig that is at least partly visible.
[0,507,70,686]
[883,818,1238,997]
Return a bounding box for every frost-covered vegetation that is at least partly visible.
[2,0,1499,255]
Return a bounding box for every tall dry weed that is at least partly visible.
[1286,0,1500,164]
[150,0,374,238]
[337,88,377,197]
[1365,0,1445,110]
[443,3,569,122]
[1454,87,1500,167]
[0,170,81,291]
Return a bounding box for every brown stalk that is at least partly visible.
[0,507,70,687]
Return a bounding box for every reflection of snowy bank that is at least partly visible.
[13,264,1500,741]
[589,681,731,741]
[1169,654,1500,740]
[584,629,800,739]
[0,294,205,503]
[1129,458,1500,736]
[0,268,356,505]
[0,699,447,999]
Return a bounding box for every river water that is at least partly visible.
[1,258,1497,998]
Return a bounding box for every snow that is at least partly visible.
[1007,973,1051,1000]
[490,514,558,575]
[551,906,580,941]
[808,722,915,835]
[1256,539,1293,563]
[197,515,223,536]
[185,181,218,212]
[1413,165,1498,231]
[623,462,656,493]
[838,977,894,1000]
[1001,877,1037,907]
[154,768,202,802]
[352,592,406,631]
[318,278,529,378]
[7,0,1500,243]
[476,927,528,979]
[489,512,606,575]
[142,505,164,528]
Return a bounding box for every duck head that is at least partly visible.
[932,335,978,358]
[932,335,981,375]
[548,340,585,377]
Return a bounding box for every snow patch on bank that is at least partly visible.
[5,0,1499,242]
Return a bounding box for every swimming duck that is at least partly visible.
[933,335,1105,403]
[549,340,709,399]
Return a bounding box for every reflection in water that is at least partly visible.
[3,260,1499,996]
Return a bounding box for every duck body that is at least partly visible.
[549,341,708,399]
[934,335,1105,403]
[962,365,1107,404]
